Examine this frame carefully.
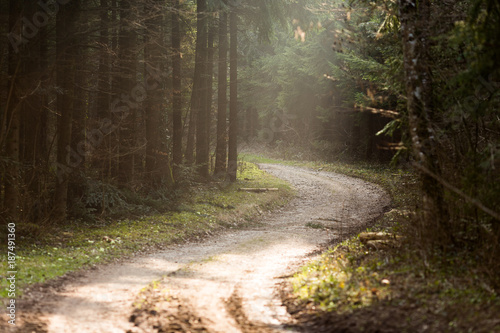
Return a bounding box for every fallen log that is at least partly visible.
[359,232,395,242]
[238,188,279,193]
[359,232,401,250]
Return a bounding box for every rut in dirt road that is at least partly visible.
[14,164,390,333]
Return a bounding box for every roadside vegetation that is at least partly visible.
[242,153,500,332]
[287,234,500,332]
[0,162,293,301]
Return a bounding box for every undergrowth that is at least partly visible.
[249,154,500,332]
[0,161,293,301]
[289,235,500,332]
[241,152,499,331]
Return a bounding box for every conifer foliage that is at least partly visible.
[0,0,283,227]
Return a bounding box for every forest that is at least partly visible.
[1,0,500,331]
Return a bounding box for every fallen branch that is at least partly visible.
[239,188,279,193]
[331,106,399,119]
[355,105,399,119]
[359,232,397,242]
[359,232,401,250]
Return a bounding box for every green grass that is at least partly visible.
[292,238,392,313]
[0,161,293,302]
[257,154,500,331]
[291,233,500,329]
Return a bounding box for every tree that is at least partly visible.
[116,0,138,186]
[205,18,216,173]
[228,3,238,182]
[194,0,210,179]
[4,0,22,223]
[398,0,449,241]
[145,0,167,186]
[214,10,228,177]
[172,0,183,182]
[53,0,80,221]
[94,0,112,178]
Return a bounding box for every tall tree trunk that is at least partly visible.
[172,0,183,182]
[194,0,209,179]
[228,7,238,182]
[97,0,110,119]
[70,32,88,201]
[145,0,164,186]
[186,0,208,166]
[20,2,46,221]
[4,0,22,223]
[109,0,119,178]
[54,0,80,221]
[116,0,138,186]
[95,0,111,178]
[205,18,215,174]
[33,26,49,220]
[399,0,449,242]
[214,11,228,177]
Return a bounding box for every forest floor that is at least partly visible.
[1,163,390,332]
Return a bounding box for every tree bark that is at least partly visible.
[54,0,80,221]
[69,30,88,202]
[4,0,22,223]
[186,0,208,167]
[214,11,228,177]
[172,0,183,183]
[94,0,111,178]
[20,2,49,222]
[97,0,110,120]
[116,0,138,186]
[145,0,165,186]
[228,7,238,182]
[109,0,119,178]
[194,0,209,179]
[205,18,215,174]
[399,0,449,241]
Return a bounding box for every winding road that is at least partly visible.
[17,164,391,333]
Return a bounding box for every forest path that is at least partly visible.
[26,164,390,333]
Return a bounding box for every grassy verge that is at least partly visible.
[287,235,500,332]
[0,162,293,302]
[242,153,500,332]
[246,155,500,332]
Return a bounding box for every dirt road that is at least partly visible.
[15,164,390,333]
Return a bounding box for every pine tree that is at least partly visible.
[172,0,183,182]
[194,0,210,179]
[54,0,81,221]
[228,4,238,182]
[214,10,228,177]
[4,0,22,223]
[116,0,138,186]
[399,0,449,242]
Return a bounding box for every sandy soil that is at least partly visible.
[6,164,390,333]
